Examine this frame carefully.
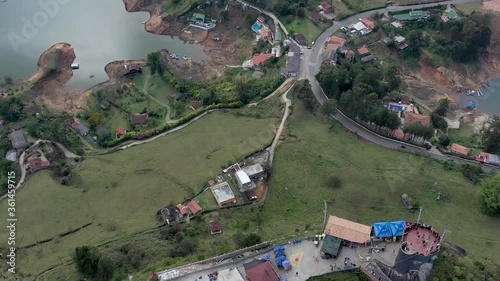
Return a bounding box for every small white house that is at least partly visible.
[235,170,253,191]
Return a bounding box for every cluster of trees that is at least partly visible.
[0,139,15,195]
[431,245,500,280]
[164,69,283,105]
[431,98,449,132]
[294,80,317,111]
[481,117,500,153]
[395,10,492,63]
[316,62,402,131]
[74,246,115,281]
[147,51,164,75]
[27,113,83,155]
[478,174,500,216]
[0,97,25,122]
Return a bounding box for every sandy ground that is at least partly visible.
[483,0,500,12]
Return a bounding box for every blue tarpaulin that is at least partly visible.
[373,222,393,238]
[390,220,407,237]
[274,246,285,256]
[262,253,271,261]
[276,255,286,266]
[282,260,291,270]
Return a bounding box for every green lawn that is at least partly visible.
[344,0,386,12]
[0,111,277,277]
[251,95,499,259]
[448,120,483,153]
[282,17,323,43]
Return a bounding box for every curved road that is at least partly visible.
[143,74,178,124]
[301,0,498,172]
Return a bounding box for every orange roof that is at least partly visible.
[391,129,410,141]
[405,112,430,127]
[324,216,371,244]
[257,16,265,23]
[208,179,216,186]
[360,18,375,29]
[451,143,470,156]
[115,127,126,135]
[251,53,274,66]
[177,204,189,216]
[328,35,346,45]
[357,45,370,55]
[186,200,202,214]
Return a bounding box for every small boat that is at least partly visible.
[183,55,189,61]
[486,80,491,87]
[478,90,483,97]
[194,40,199,44]
[142,21,146,24]
[89,75,94,78]
[71,63,79,69]
[188,41,194,44]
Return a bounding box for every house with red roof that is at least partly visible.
[257,16,265,23]
[360,18,376,30]
[186,200,202,215]
[131,113,149,125]
[177,204,189,216]
[251,53,274,67]
[451,143,470,156]
[391,129,410,141]
[115,127,126,139]
[244,260,280,281]
[357,45,370,56]
[405,112,431,127]
[28,158,51,173]
[319,2,333,13]
[326,35,346,52]
[210,221,222,234]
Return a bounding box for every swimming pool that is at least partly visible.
[252,23,262,32]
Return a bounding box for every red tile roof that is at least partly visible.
[210,221,222,233]
[28,158,51,172]
[190,101,203,110]
[177,204,189,216]
[321,1,332,10]
[391,129,410,141]
[257,16,265,23]
[131,113,148,125]
[186,200,202,214]
[405,112,430,127]
[361,18,375,30]
[357,45,370,56]
[115,127,126,137]
[328,35,346,45]
[251,53,274,66]
[246,261,280,281]
[451,143,470,156]
[208,179,216,186]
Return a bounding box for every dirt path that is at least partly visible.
[267,82,294,165]
[143,74,178,124]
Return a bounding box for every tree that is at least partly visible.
[327,175,342,189]
[3,76,13,85]
[88,112,105,129]
[241,233,261,248]
[74,246,101,277]
[431,112,448,130]
[96,257,115,281]
[296,7,305,18]
[0,97,24,122]
[481,117,500,153]
[96,126,111,144]
[435,98,450,117]
[320,100,337,116]
[438,135,450,147]
[478,174,500,216]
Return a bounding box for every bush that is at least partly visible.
[327,175,342,189]
[478,174,500,216]
[96,257,115,281]
[459,164,484,184]
[74,246,101,277]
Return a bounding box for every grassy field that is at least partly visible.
[344,0,386,12]
[448,120,483,154]
[454,3,483,14]
[0,111,277,277]
[282,17,323,43]
[248,95,500,259]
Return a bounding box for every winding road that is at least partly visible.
[143,74,178,124]
[300,0,499,172]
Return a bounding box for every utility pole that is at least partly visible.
[439,229,451,246]
[417,206,423,224]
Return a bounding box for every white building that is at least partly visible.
[235,170,254,191]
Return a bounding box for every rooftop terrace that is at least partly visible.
[401,223,441,256]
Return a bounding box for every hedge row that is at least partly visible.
[102,102,243,148]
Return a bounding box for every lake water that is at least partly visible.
[476,78,500,116]
[0,0,203,90]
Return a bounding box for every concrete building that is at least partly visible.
[242,163,265,181]
[235,170,254,191]
[210,182,236,206]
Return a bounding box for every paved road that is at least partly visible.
[302,0,499,172]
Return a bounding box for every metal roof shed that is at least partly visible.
[320,235,343,258]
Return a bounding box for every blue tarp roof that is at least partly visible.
[390,220,407,236]
[262,253,271,261]
[282,260,291,269]
[274,245,285,255]
[373,222,393,238]
[389,104,404,112]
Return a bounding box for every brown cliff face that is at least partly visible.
[28,42,75,84]
[123,0,159,15]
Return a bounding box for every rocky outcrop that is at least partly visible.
[122,0,183,36]
[27,42,75,85]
